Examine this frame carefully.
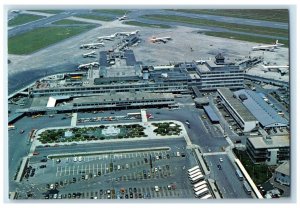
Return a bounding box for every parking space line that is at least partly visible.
[100,163,102,174]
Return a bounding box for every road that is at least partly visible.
[8,12,73,38]
[205,154,251,198]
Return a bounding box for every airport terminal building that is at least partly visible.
[234,89,288,129]
[217,88,258,132]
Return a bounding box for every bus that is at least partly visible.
[188,169,201,176]
[187,166,199,173]
[194,184,207,192]
[189,172,202,179]
[195,188,209,198]
[8,125,15,130]
[193,180,207,189]
[201,194,213,199]
[243,181,252,195]
[190,174,204,183]
[235,169,244,181]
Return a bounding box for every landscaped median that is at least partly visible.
[34,121,185,146]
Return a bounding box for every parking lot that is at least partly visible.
[18,144,198,199]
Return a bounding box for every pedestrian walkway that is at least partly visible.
[71,113,77,127]
[15,157,29,182]
[141,109,147,123]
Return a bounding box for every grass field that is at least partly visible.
[74,14,114,21]
[28,10,63,14]
[233,149,272,185]
[92,9,131,15]
[8,14,45,26]
[123,21,171,29]
[52,19,90,25]
[142,15,288,38]
[8,25,95,55]
[200,31,289,46]
[170,9,289,23]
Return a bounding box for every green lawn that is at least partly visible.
[8,14,45,26]
[52,19,90,25]
[8,25,95,55]
[28,10,63,14]
[170,9,289,23]
[123,21,171,29]
[74,14,114,21]
[142,15,288,38]
[233,149,272,185]
[92,9,131,15]
[199,31,289,46]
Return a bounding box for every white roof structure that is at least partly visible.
[234,89,288,128]
[46,97,57,108]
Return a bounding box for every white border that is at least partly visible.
[1,1,298,208]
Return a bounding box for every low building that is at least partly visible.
[246,135,290,165]
[217,88,258,132]
[203,105,220,124]
[274,161,290,186]
[234,89,288,128]
[194,97,209,107]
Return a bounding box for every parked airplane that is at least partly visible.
[261,64,289,75]
[82,51,96,58]
[117,13,128,21]
[115,30,140,37]
[252,40,284,51]
[150,36,172,43]
[97,34,117,41]
[77,62,99,70]
[80,42,104,49]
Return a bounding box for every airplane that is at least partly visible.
[77,62,99,70]
[252,40,284,51]
[117,13,128,21]
[79,42,104,49]
[261,65,289,73]
[115,30,140,37]
[97,34,117,41]
[82,51,96,58]
[150,36,172,43]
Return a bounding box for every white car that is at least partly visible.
[78,156,82,162]
[73,157,77,162]
[219,158,223,162]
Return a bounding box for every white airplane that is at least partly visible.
[82,51,96,58]
[97,34,117,41]
[150,36,172,43]
[117,13,128,21]
[252,40,284,51]
[115,30,140,37]
[80,42,104,49]
[262,65,289,70]
[77,62,99,70]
